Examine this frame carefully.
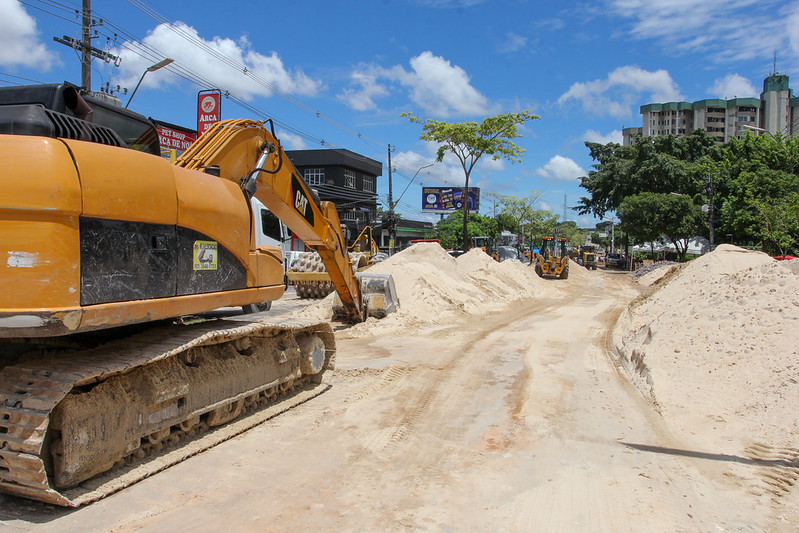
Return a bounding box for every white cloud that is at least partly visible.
[0,0,57,70]
[558,66,682,119]
[535,155,586,182]
[338,51,493,118]
[708,74,758,99]
[790,7,799,57]
[608,0,788,63]
[113,22,322,101]
[277,130,308,150]
[583,129,623,144]
[337,66,388,111]
[498,32,527,53]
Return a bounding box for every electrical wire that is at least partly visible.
[22,0,444,212]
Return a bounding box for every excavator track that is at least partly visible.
[0,317,335,507]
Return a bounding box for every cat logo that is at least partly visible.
[291,174,315,226]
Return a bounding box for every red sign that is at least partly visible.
[197,90,221,136]
[156,125,197,152]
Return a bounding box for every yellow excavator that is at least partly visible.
[0,83,398,506]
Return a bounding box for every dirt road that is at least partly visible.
[0,269,775,531]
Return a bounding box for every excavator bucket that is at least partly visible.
[358,272,399,318]
[331,272,400,320]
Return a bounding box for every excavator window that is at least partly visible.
[260,208,284,242]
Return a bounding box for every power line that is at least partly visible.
[26,0,439,210]
[0,72,48,85]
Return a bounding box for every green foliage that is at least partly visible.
[557,220,583,248]
[580,129,799,254]
[434,210,498,250]
[484,190,543,247]
[403,111,539,250]
[619,192,703,261]
[751,193,799,255]
[577,131,718,219]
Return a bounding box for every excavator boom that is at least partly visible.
[176,118,396,321]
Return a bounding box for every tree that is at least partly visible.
[752,193,799,255]
[402,111,539,251]
[618,192,703,261]
[527,210,560,249]
[557,220,583,248]
[434,210,497,251]
[577,130,718,219]
[484,191,542,247]
[717,133,799,248]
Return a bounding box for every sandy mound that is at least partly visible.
[613,244,799,459]
[290,243,548,338]
[632,261,679,287]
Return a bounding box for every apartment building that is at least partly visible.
[624,74,799,145]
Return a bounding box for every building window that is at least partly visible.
[341,211,357,221]
[304,168,325,186]
[363,176,374,193]
[344,169,356,188]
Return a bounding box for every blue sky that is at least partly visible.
[2,0,798,227]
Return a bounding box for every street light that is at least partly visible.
[741,124,768,136]
[602,216,616,252]
[387,163,433,256]
[392,163,433,209]
[125,58,174,109]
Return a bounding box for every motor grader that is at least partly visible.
[534,236,570,279]
[0,82,398,506]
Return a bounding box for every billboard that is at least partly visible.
[197,89,221,136]
[422,187,480,213]
[156,125,196,152]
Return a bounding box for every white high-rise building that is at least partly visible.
[624,74,798,145]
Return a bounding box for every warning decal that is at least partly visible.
[193,240,218,270]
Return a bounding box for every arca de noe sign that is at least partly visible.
[197,89,221,136]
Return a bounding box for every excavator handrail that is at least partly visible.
[348,225,379,256]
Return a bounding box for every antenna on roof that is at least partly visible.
[772,50,777,75]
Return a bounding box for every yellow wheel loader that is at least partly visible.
[534,237,570,279]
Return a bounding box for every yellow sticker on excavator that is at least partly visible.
[193,240,218,270]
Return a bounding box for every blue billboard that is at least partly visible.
[422,187,480,213]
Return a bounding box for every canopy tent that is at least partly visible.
[631,236,710,255]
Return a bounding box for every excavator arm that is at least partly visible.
[176,119,390,322]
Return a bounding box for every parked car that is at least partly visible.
[605,252,625,268]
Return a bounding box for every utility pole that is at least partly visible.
[387,144,396,255]
[53,0,120,91]
[81,0,91,89]
[708,173,715,250]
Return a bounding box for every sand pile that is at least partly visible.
[613,244,799,456]
[290,242,547,338]
[632,261,679,287]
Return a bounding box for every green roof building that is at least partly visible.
[625,74,796,145]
